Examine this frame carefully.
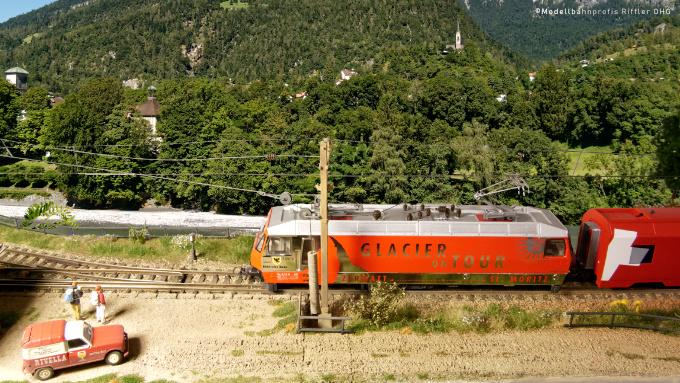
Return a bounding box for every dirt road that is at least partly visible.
[2,290,680,383]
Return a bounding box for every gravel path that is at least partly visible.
[2,291,680,383]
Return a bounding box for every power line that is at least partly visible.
[1,137,321,149]
[2,138,657,158]
[0,154,311,198]
[331,139,656,157]
[1,165,673,180]
[1,139,318,162]
[0,172,319,177]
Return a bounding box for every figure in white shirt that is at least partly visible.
[90,285,107,323]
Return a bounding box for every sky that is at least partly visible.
[0,0,58,24]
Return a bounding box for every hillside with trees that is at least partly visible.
[1,9,679,225]
[0,0,531,95]
[462,0,679,62]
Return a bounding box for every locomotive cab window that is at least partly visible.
[544,239,566,257]
[267,237,292,256]
[254,226,266,253]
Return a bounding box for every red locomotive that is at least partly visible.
[575,207,680,289]
[249,202,680,292]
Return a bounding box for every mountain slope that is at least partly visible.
[0,0,532,94]
[462,0,679,62]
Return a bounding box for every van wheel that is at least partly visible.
[550,285,561,294]
[34,367,54,381]
[105,350,124,365]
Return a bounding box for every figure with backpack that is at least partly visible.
[90,285,106,323]
[64,281,84,320]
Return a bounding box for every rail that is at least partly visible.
[296,292,352,334]
[0,214,258,239]
[564,311,680,334]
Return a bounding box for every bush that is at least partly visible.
[128,223,149,244]
[343,282,406,326]
[43,169,59,186]
[0,166,9,185]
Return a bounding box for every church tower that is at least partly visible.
[455,21,464,50]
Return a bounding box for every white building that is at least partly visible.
[5,67,29,94]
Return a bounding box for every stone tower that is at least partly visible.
[455,21,464,50]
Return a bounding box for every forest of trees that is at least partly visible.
[2,15,679,225]
[0,0,530,95]
[465,0,679,62]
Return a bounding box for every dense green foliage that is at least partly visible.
[654,105,680,191]
[1,10,678,225]
[0,0,530,95]
[465,0,679,62]
[558,15,680,64]
[22,201,77,229]
[344,282,407,326]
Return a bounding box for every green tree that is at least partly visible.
[17,87,50,157]
[41,78,151,206]
[654,105,680,194]
[368,96,408,204]
[0,80,21,143]
[532,66,570,141]
[585,138,670,207]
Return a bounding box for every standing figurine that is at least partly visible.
[90,285,106,323]
[64,281,83,320]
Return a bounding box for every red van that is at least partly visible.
[21,319,129,380]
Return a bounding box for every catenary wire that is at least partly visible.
[1,138,656,158]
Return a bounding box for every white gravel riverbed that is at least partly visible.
[0,204,267,228]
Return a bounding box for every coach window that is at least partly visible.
[544,239,566,257]
[267,237,292,256]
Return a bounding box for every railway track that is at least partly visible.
[0,245,267,293]
[2,244,680,303]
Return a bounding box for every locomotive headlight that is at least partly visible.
[544,239,566,257]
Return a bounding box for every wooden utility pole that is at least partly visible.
[319,138,330,315]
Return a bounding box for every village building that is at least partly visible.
[340,69,357,81]
[5,67,29,94]
[136,86,161,135]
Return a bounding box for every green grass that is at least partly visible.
[22,33,43,44]
[347,302,564,334]
[0,190,51,199]
[0,225,254,265]
[258,300,297,336]
[220,0,249,9]
[566,145,613,175]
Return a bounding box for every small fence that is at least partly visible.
[564,311,680,334]
[0,214,259,239]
